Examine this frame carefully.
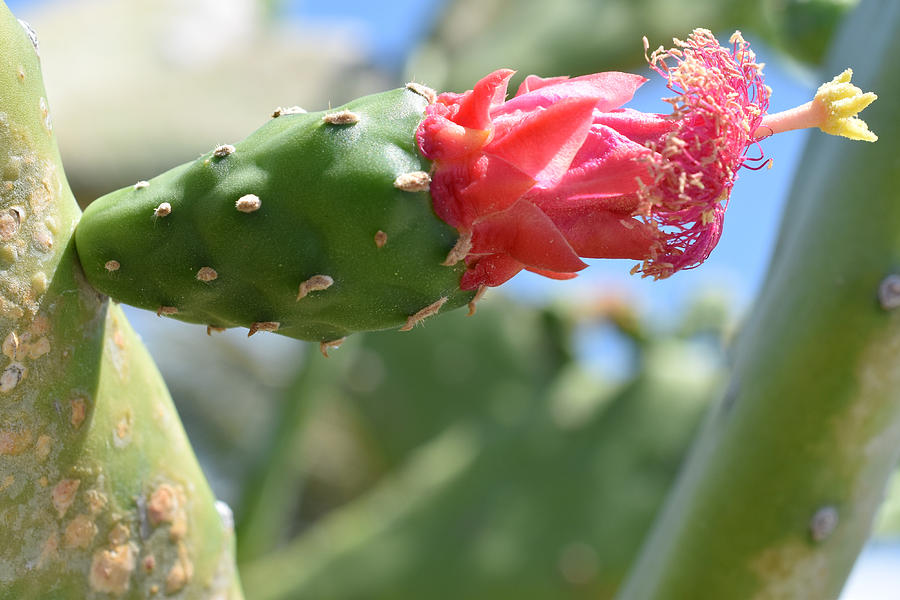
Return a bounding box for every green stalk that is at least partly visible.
[618,1,900,598]
[0,3,242,597]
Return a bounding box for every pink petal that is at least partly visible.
[486,96,598,185]
[592,109,676,145]
[470,200,587,272]
[527,124,654,199]
[515,74,570,95]
[498,72,647,116]
[451,69,515,131]
[460,254,524,290]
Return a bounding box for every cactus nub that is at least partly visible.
[75,87,475,342]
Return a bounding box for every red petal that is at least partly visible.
[471,200,587,272]
[430,155,535,230]
[417,114,491,161]
[542,203,659,259]
[486,96,598,185]
[452,69,515,131]
[460,254,524,289]
[525,267,578,280]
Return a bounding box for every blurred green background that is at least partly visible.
[10,0,898,597]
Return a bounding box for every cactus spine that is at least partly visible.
[74,86,475,343]
[0,3,242,598]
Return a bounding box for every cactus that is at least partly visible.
[74,88,474,343]
[618,1,900,598]
[0,4,242,598]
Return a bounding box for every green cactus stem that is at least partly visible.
[618,1,900,598]
[74,86,474,344]
[0,3,242,598]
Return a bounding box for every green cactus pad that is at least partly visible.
[75,88,473,342]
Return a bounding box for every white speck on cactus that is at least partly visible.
[323,110,360,125]
[399,297,448,331]
[213,144,236,158]
[235,194,261,213]
[393,171,431,192]
[134,181,150,190]
[878,274,900,310]
[196,267,218,282]
[272,106,307,118]
[153,202,172,218]
[297,274,334,300]
[406,82,437,104]
[248,321,280,337]
[810,506,839,542]
[0,362,26,393]
[105,260,120,272]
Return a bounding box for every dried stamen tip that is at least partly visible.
[157,306,178,317]
[235,194,261,213]
[297,275,334,300]
[406,82,437,104]
[196,267,218,282]
[248,321,280,337]
[319,337,346,358]
[374,230,388,248]
[213,144,236,158]
[206,325,226,336]
[467,285,487,316]
[104,260,120,272]
[399,297,448,331]
[393,171,431,192]
[134,181,150,190]
[323,110,360,125]
[443,231,472,266]
[272,106,307,118]
[153,202,172,218]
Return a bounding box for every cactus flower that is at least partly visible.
[417,28,877,289]
[75,28,875,344]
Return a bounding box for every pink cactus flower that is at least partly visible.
[416,28,876,291]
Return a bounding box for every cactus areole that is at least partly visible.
[74,29,876,344]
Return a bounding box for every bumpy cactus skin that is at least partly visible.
[0,4,241,598]
[75,89,473,342]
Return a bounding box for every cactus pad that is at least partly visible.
[75,88,474,342]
